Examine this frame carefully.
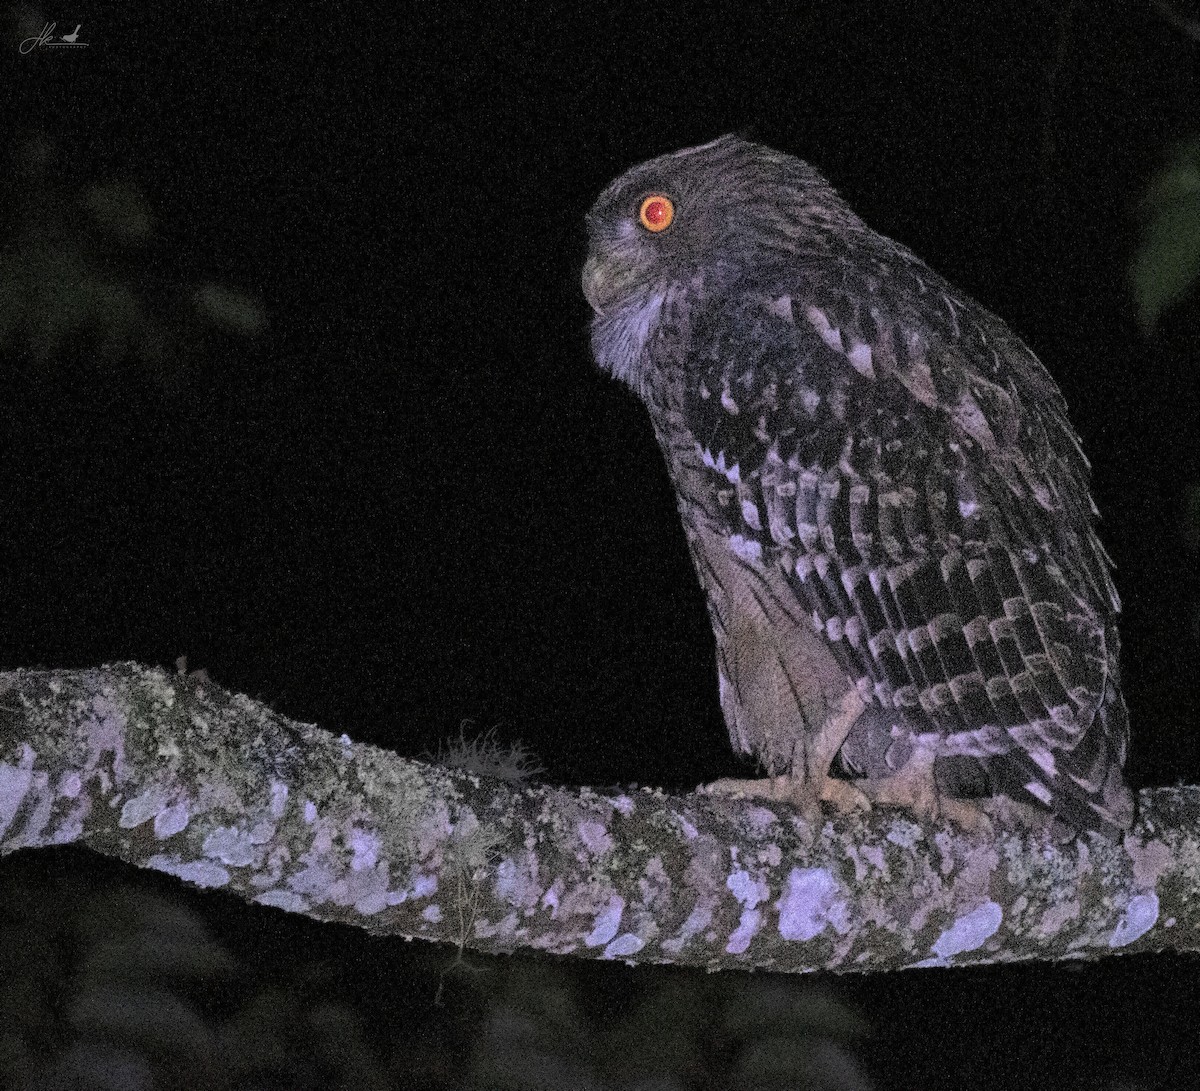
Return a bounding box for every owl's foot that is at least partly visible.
[699,773,871,820]
[981,795,1067,840]
[701,690,873,821]
[862,752,992,835]
[818,777,873,815]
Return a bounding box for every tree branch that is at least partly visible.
[1,663,1195,973]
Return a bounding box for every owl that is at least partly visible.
[583,135,1133,837]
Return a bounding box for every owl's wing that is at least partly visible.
[673,254,1130,832]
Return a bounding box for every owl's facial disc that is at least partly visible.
[583,189,683,316]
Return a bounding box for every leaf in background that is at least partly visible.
[1131,138,1200,332]
[194,282,268,335]
[84,182,155,245]
[1183,482,1200,552]
[720,980,875,1091]
[599,980,704,1082]
[0,133,267,374]
[466,962,603,1090]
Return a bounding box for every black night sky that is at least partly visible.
[3,4,1200,1089]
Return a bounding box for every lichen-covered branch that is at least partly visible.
[1,663,1196,973]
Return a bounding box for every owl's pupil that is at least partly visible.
[645,201,667,224]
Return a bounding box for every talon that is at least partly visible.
[855,750,993,834]
[820,777,872,814]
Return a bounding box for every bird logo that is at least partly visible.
[60,25,81,43]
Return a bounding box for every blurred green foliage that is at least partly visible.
[0,133,265,370]
[1184,483,1200,553]
[1131,137,1200,333]
[0,860,876,1091]
[0,867,395,1090]
[462,960,873,1090]
[1130,137,1200,647]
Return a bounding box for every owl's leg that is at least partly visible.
[701,689,871,818]
[797,687,873,814]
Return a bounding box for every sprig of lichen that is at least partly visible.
[431,721,544,784]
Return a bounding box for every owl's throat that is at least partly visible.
[590,290,666,391]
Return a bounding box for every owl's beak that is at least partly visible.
[581,255,608,316]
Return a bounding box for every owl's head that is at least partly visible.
[582,135,858,319]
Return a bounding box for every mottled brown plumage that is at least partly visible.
[584,136,1133,837]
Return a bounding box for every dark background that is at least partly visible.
[3,3,1200,1088]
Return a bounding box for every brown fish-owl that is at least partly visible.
[583,135,1132,837]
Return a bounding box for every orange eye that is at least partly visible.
[638,194,674,233]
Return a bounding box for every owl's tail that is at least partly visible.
[957,626,1134,838]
